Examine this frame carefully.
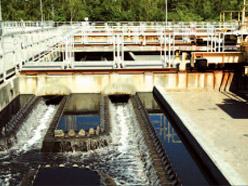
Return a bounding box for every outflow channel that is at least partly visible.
[0,94,180,185]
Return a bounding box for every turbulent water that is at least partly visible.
[0,101,58,186]
[0,99,158,185]
[53,100,159,185]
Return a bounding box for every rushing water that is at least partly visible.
[0,97,160,185]
[0,101,58,186]
[51,100,159,185]
[107,101,158,185]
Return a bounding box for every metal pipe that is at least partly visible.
[223,33,225,52]
[0,0,2,21]
[165,0,168,27]
[173,32,175,67]
[164,33,167,66]
[168,33,171,67]
[218,33,221,52]
[113,34,115,63]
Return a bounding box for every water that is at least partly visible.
[0,96,159,185]
[149,113,209,185]
[107,101,158,185]
[0,100,58,185]
[137,92,210,185]
[33,168,101,185]
[52,100,159,185]
[0,93,209,185]
[57,114,100,132]
[136,91,209,185]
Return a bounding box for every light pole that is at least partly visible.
[242,0,246,27]
[165,0,168,27]
[40,0,44,22]
[242,0,246,42]
[0,0,2,21]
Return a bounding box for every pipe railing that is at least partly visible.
[0,21,246,81]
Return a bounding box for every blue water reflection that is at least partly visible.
[149,114,208,185]
[57,115,100,132]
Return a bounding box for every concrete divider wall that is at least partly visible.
[0,77,20,111]
[152,86,232,185]
[19,71,224,95]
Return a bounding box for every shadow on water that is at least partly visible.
[33,168,100,186]
[138,92,209,185]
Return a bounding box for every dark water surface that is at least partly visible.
[139,92,209,185]
[33,168,101,185]
[149,114,208,185]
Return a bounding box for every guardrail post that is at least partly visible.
[0,35,6,82]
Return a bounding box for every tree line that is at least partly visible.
[1,0,245,22]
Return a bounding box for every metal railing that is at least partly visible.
[0,23,80,82]
[0,21,246,82]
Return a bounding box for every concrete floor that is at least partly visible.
[155,87,248,185]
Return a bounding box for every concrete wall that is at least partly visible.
[64,94,100,113]
[0,77,20,111]
[19,72,224,95]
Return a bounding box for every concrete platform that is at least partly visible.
[153,86,248,185]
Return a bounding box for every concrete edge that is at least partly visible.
[153,85,246,185]
[0,76,20,112]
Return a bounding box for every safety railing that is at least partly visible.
[0,21,246,78]
[0,24,81,82]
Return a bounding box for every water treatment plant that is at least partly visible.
[0,17,248,186]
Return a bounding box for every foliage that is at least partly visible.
[0,0,246,22]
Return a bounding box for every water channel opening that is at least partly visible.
[43,95,64,105]
[108,94,130,103]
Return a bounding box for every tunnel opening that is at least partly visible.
[43,95,64,105]
[108,94,130,103]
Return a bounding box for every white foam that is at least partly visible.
[12,101,58,153]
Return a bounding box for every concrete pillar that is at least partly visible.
[179,52,187,71]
